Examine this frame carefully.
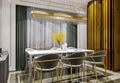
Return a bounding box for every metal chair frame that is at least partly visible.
[60,52,86,82]
[85,50,108,82]
[33,54,60,83]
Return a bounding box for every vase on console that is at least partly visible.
[52,31,65,50]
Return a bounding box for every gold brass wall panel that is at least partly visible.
[112,0,120,71]
[87,0,120,71]
[87,0,111,70]
[87,0,102,51]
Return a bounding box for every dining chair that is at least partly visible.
[61,52,85,82]
[85,50,107,80]
[33,54,60,83]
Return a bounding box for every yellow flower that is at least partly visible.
[52,32,65,44]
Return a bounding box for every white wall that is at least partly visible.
[2,0,88,70]
[77,23,87,49]
[0,0,2,48]
[2,0,11,69]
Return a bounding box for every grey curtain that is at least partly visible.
[67,23,77,48]
[16,5,27,70]
[27,8,67,50]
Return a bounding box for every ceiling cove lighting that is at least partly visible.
[30,10,87,22]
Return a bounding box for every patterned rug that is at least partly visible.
[8,65,120,83]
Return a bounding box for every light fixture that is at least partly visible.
[53,13,73,18]
[30,0,88,22]
[30,9,87,22]
[30,10,49,16]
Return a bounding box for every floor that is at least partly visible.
[7,66,120,83]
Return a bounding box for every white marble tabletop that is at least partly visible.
[26,49,93,56]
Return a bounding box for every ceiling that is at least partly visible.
[22,0,91,15]
[42,0,91,15]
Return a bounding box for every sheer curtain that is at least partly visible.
[77,23,87,49]
[27,8,67,50]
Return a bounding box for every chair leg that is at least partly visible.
[60,63,63,81]
[83,61,87,82]
[70,66,73,82]
[77,67,79,78]
[81,64,85,82]
[103,64,108,80]
[33,66,36,83]
[40,70,42,83]
[93,64,98,83]
[51,71,54,82]
[56,68,59,82]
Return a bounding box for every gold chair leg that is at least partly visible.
[77,67,79,82]
[60,64,63,81]
[51,71,54,82]
[83,61,87,82]
[40,70,42,83]
[56,68,59,82]
[33,66,36,83]
[94,65,98,83]
[70,66,73,82]
[80,68,82,81]
[103,64,108,81]
[77,67,79,78]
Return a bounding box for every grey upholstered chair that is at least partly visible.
[61,52,85,81]
[85,50,107,80]
[33,54,60,83]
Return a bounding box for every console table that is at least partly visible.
[0,51,9,83]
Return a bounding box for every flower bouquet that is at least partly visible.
[52,32,65,49]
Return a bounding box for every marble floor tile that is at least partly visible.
[7,66,120,83]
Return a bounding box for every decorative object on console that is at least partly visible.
[52,32,65,48]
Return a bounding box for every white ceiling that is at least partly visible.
[21,0,91,15]
[69,0,91,5]
[46,0,91,15]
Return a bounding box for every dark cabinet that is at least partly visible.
[0,52,9,83]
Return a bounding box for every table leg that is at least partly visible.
[29,55,33,83]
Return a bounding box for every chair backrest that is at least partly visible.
[62,52,85,65]
[87,50,106,62]
[34,54,60,69]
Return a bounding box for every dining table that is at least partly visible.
[25,48,94,83]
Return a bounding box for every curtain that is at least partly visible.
[67,23,77,48]
[16,5,27,70]
[27,8,67,50]
[77,23,87,49]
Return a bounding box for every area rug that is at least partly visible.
[8,66,120,83]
